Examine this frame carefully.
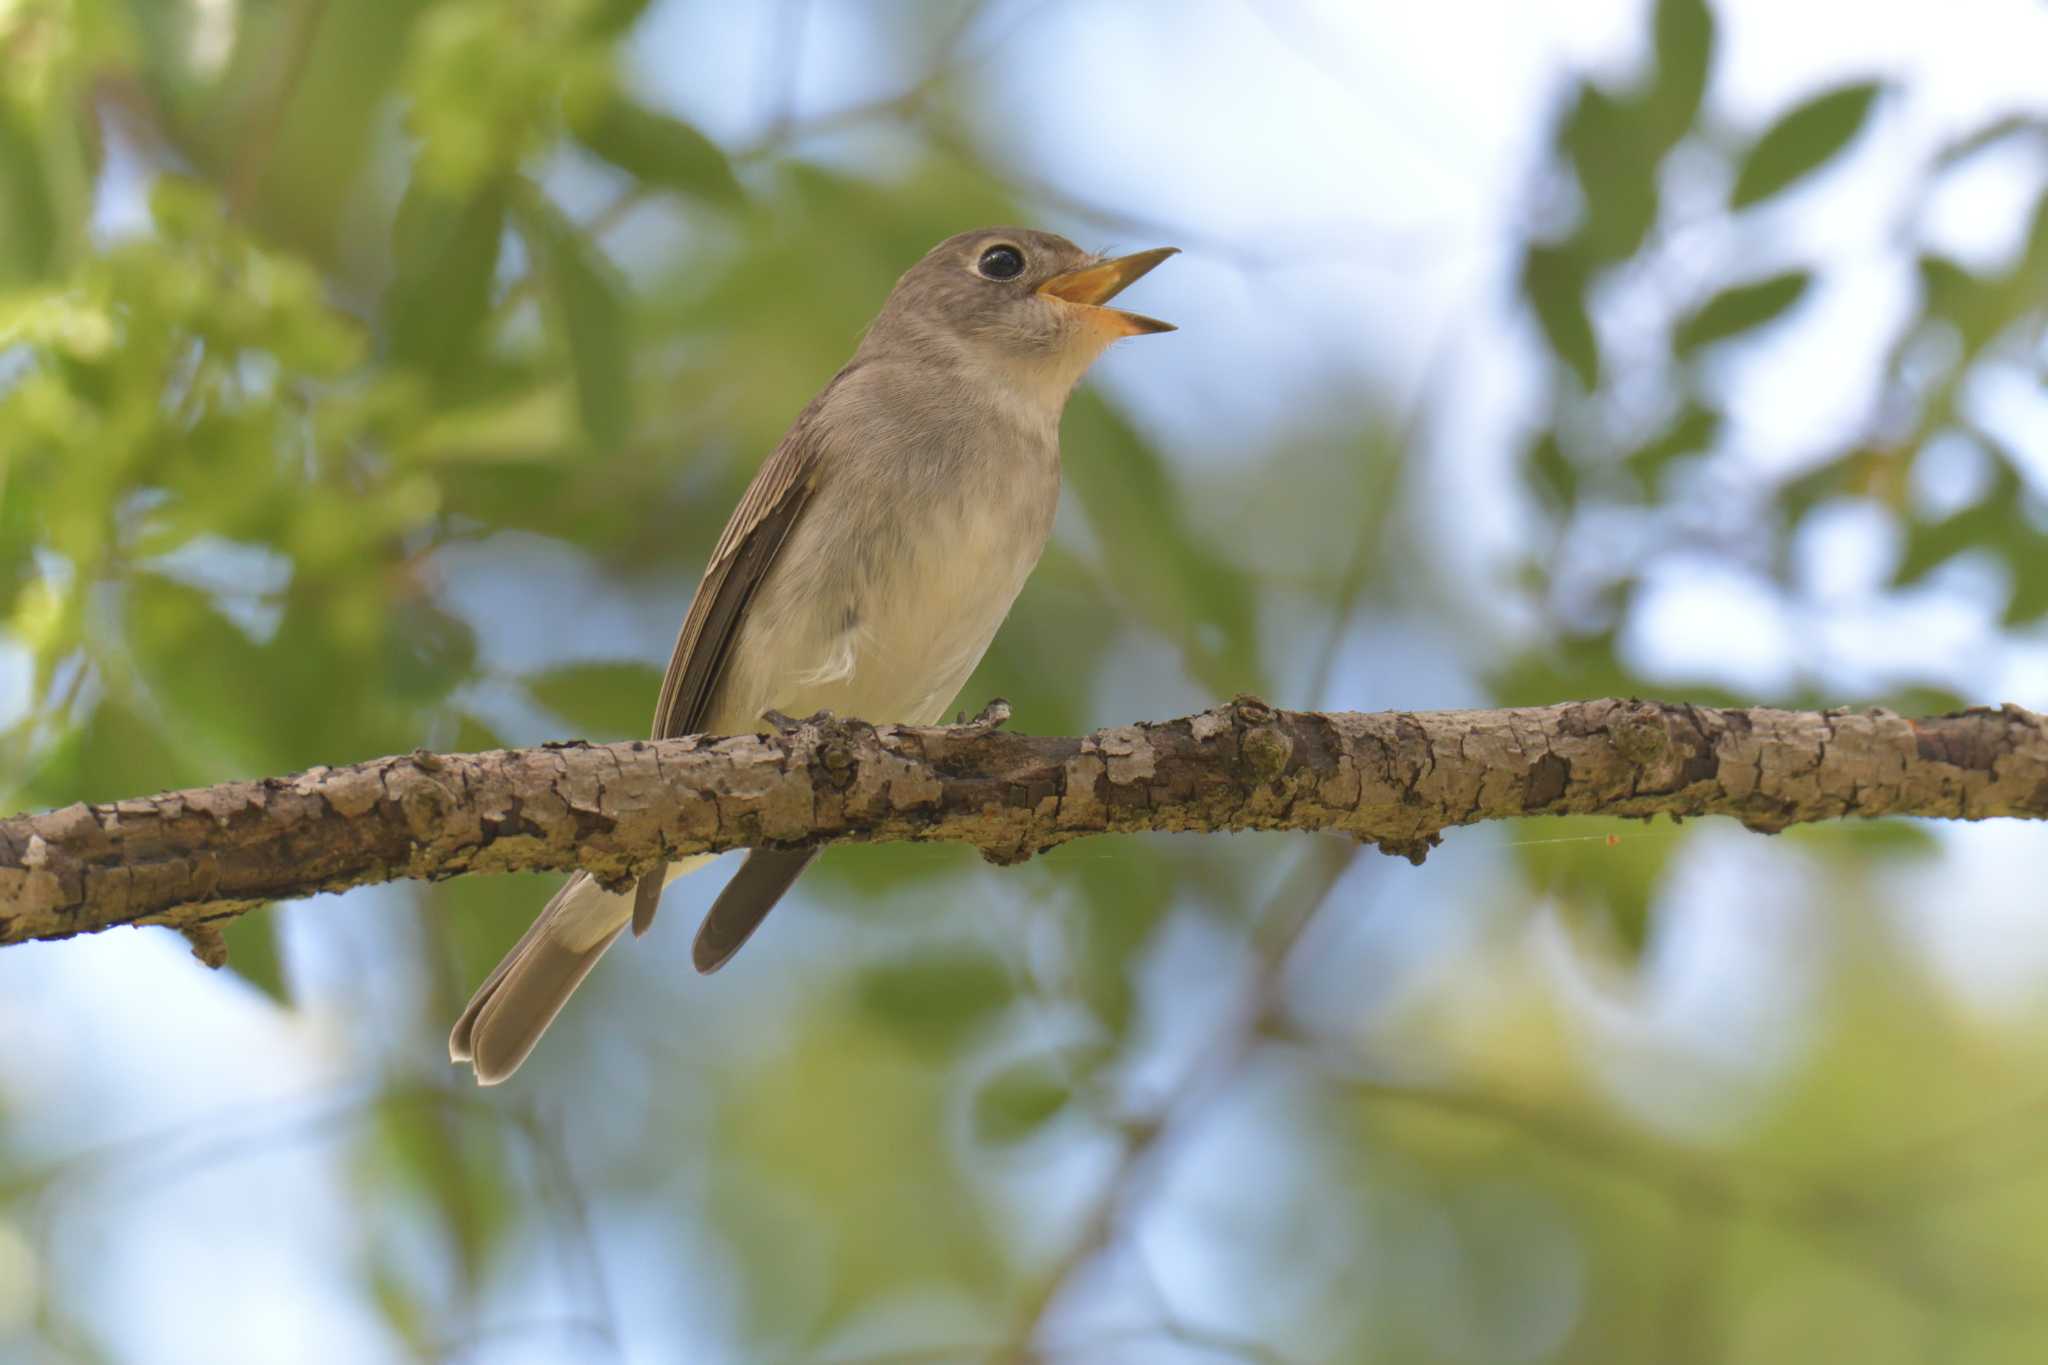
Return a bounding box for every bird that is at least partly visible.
[450,227,1176,1083]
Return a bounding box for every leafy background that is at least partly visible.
[3,0,2048,1361]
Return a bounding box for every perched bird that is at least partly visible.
[450,227,1176,1083]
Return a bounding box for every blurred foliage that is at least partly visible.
[2,1,2047,1363]
[1509,0,2046,715]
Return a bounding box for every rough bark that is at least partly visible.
[4,696,2046,950]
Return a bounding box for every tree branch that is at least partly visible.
[5,696,2046,949]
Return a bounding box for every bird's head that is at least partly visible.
[867,227,1176,398]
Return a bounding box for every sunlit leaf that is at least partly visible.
[1730,82,1883,209]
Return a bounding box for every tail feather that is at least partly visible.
[451,856,716,1084]
[449,872,631,1085]
[692,848,818,974]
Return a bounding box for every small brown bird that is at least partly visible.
[450,227,1176,1083]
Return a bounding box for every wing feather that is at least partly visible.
[630,367,852,934]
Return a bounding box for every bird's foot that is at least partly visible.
[761,708,834,736]
[951,698,1013,735]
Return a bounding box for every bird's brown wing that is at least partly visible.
[629,394,835,939]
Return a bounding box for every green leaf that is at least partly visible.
[1673,270,1811,353]
[368,1260,433,1356]
[1730,82,1883,209]
[516,188,633,451]
[21,697,202,809]
[0,109,59,287]
[1627,402,1722,486]
[1558,83,1659,263]
[1893,458,2020,587]
[571,92,743,206]
[1876,686,1969,717]
[370,1090,515,1294]
[451,711,507,754]
[1521,243,1599,388]
[1489,634,1634,709]
[1931,114,2048,172]
[526,660,663,739]
[972,1061,1072,1145]
[125,572,285,774]
[1042,840,1180,1041]
[2018,188,2048,295]
[385,176,507,381]
[854,949,1014,1056]
[223,909,291,1006]
[1777,449,1866,526]
[383,597,478,706]
[1783,819,1941,864]
[181,0,430,264]
[581,0,658,37]
[1889,436,2048,624]
[2008,543,2048,626]
[1650,0,1715,145]
[1916,253,2001,354]
[1513,815,1684,958]
[1525,431,1576,516]
[407,384,578,463]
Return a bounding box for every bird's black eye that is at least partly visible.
[977,244,1025,280]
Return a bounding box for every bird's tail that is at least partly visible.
[450,857,709,1084]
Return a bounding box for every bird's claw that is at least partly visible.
[760,708,832,735]
[951,698,1013,735]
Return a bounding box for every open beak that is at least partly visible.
[1036,246,1179,336]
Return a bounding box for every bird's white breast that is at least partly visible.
[709,364,1064,734]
